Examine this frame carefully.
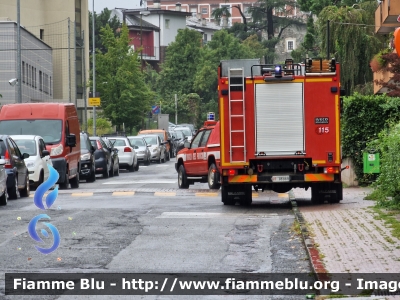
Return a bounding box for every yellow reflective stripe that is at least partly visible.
[304,174,334,182]
[312,160,326,164]
[305,78,332,82]
[228,175,258,183]
[220,97,225,164]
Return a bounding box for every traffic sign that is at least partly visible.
[207,112,215,121]
[151,105,160,114]
[89,97,101,106]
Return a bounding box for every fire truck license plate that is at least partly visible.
[271,176,290,182]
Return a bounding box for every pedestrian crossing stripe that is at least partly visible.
[154,192,176,196]
[71,192,93,197]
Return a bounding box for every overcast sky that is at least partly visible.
[90,0,142,13]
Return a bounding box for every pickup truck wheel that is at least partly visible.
[178,165,189,189]
[208,163,221,189]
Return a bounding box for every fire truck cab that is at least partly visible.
[218,58,344,205]
[175,120,220,189]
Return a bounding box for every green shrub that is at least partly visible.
[87,118,113,136]
[367,123,400,209]
[341,93,400,185]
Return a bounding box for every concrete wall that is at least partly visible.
[341,157,358,187]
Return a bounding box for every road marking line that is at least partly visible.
[71,192,93,197]
[195,192,218,197]
[112,192,135,196]
[278,193,289,198]
[154,192,176,196]
[157,212,280,218]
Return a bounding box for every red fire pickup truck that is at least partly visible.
[175,120,220,189]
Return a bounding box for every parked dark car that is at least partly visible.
[0,135,30,199]
[89,136,114,178]
[101,137,120,176]
[170,130,187,154]
[80,133,96,182]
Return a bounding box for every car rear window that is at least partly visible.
[90,140,98,149]
[129,138,144,147]
[109,139,127,146]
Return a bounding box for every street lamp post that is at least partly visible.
[16,0,22,103]
[140,10,150,70]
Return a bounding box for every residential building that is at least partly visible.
[0,21,53,103]
[0,0,89,123]
[373,0,400,94]
[111,7,193,70]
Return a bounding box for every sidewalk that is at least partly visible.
[291,187,400,299]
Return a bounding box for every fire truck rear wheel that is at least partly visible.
[208,163,221,190]
[239,185,252,206]
[178,165,189,189]
[221,185,235,205]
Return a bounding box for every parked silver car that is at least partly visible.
[141,134,167,164]
[128,136,151,166]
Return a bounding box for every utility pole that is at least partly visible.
[92,0,96,136]
[17,0,22,103]
[175,94,177,124]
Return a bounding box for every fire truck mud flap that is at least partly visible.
[311,182,343,204]
[221,184,252,206]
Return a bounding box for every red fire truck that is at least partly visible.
[218,58,344,205]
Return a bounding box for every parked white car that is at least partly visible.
[107,137,138,172]
[11,135,52,187]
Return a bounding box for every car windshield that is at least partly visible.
[175,127,191,137]
[143,136,158,145]
[80,136,91,150]
[0,120,62,144]
[13,139,37,156]
[129,138,145,147]
[172,131,184,139]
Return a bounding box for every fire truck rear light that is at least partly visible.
[324,167,339,174]
[124,147,132,152]
[333,77,337,81]
[228,169,236,176]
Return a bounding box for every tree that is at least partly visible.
[95,24,153,133]
[317,3,382,93]
[87,118,113,135]
[299,0,373,16]
[248,0,305,63]
[374,52,400,97]
[89,8,121,54]
[158,28,204,101]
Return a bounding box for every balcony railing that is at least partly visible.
[375,0,400,34]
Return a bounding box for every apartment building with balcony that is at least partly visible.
[373,0,400,94]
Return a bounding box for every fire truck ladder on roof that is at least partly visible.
[228,67,246,163]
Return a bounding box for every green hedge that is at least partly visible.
[341,93,400,185]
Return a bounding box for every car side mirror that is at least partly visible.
[22,153,30,159]
[66,134,76,147]
[42,150,50,157]
[184,141,190,148]
[112,148,119,153]
[147,144,151,147]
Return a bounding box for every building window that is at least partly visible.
[22,61,25,83]
[39,71,42,91]
[287,40,294,51]
[201,8,208,14]
[50,76,52,96]
[32,66,35,88]
[165,19,170,29]
[40,29,44,40]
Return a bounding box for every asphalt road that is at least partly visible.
[0,159,312,300]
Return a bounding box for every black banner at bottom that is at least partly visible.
[5,273,400,296]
